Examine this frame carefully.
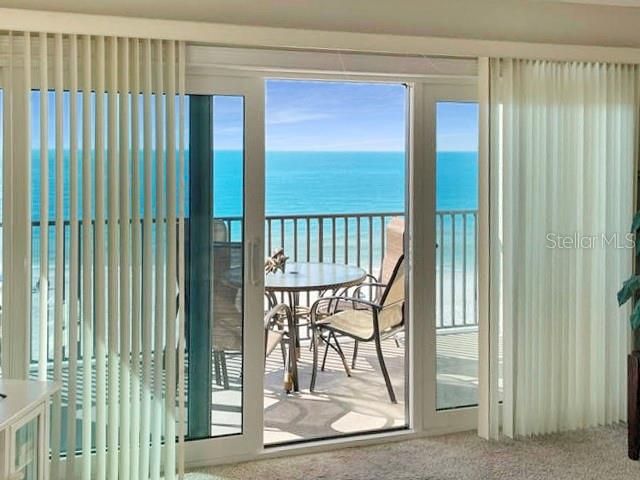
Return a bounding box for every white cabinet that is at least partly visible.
[0,380,59,480]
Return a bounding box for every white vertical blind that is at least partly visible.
[164,39,178,478]
[177,41,186,479]
[95,35,107,480]
[119,36,131,480]
[151,37,165,480]
[140,37,154,480]
[38,31,48,382]
[488,58,637,438]
[52,32,64,480]
[67,33,79,480]
[81,33,94,480]
[1,32,186,479]
[107,35,119,480]
[130,38,142,480]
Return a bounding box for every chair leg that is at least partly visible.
[310,328,319,392]
[352,340,359,369]
[321,337,330,371]
[331,333,351,377]
[280,339,287,367]
[213,351,222,387]
[220,352,230,390]
[374,335,397,404]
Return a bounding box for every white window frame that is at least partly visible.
[182,74,266,466]
[418,82,481,433]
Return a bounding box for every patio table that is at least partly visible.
[265,262,367,391]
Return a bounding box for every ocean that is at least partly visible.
[216,150,478,216]
[29,148,478,280]
[30,149,478,219]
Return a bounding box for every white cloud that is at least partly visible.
[267,108,332,125]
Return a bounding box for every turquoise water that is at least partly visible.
[29,149,477,268]
[219,150,477,216]
[30,149,477,219]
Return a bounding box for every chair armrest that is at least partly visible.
[321,274,380,300]
[264,303,293,330]
[353,282,387,301]
[310,296,381,324]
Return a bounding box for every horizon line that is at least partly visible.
[30,147,478,154]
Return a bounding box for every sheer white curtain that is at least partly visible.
[488,58,637,438]
[1,32,186,479]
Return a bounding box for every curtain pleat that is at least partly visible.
[1,31,186,479]
[489,58,637,438]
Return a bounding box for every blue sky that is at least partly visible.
[1,81,479,152]
[216,80,478,152]
[266,80,406,152]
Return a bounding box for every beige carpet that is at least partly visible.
[188,425,639,480]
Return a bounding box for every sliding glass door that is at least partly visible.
[174,73,479,462]
[183,76,480,459]
[419,82,480,431]
[184,76,265,462]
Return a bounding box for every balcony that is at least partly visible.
[27,209,478,444]
[217,210,479,442]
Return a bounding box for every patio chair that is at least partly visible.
[210,219,242,389]
[335,217,404,369]
[309,254,405,403]
[212,294,297,391]
[264,303,298,392]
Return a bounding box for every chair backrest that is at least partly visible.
[212,219,229,241]
[378,255,405,332]
[380,217,404,285]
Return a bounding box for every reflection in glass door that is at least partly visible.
[186,94,246,439]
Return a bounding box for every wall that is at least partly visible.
[1,0,640,48]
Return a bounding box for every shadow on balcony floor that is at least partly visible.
[209,328,479,442]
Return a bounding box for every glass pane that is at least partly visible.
[435,101,479,410]
[263,79,408,444]
[185,95,245,440]
[211,95,244,436]
[15,417,39,480]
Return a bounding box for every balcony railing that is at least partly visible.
[217,210,478,329]
[28,209,477,364]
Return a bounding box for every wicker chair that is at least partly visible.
[309,255,405,403]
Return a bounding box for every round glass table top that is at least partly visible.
[264,262,367,292]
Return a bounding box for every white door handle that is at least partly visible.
[250,238,262,286]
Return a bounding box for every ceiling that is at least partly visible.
[2,0,640,48]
